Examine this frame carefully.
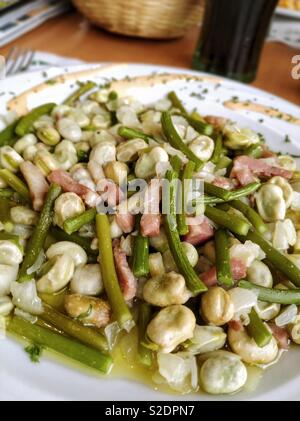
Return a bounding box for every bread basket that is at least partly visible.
[73,0,204,39]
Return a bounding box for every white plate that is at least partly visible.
[1,63,300,401]
[276,6,300,18]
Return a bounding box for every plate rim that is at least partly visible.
[4,61,300,112]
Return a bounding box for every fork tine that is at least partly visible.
[5,45,18,64]
[21,50,35,72]
[5,48,35,76]
[14,49,31,73]
[5,46,20,75]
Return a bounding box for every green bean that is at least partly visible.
[228,200,267,234]
[132,215,150,278]
[177,161,195,235]
[170,155,182,173]
[205,205,251,236]
[246,307,272,347]
[167,91,214,136]
[0,232,23,250]
[39,289,66,312]
[0,119,19,146]
[204,182,231,201]
[63,208,96,235]
[197,195,229,205]
[0,188,14,199]
[41,305,108,353]
[118,126,151,143]
[243,144,263,159]
[238,280,300,305]
[215,229,233,286]
[211,134,223,164]
[164,166,207,295]
[15,103,56,136]
[138,303,153,367]
[185,115,214,137]
[49,226,98,260]
[96,214,133,329]
[36,317,65,335]
[167,91,187,115]
[8,316,113,374]
[215,156,232,170]
[228,183,261,200]
[18,183,61,282]
[0,198,11,224]
[216,203,230,212]
[0,231,18,241]
[0,169,30,202]
[193,182,261,206]
[161,111,203,170]
[63,81,97,106]
[238,230,300,287]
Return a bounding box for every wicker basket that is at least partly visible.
[72,0,204,39]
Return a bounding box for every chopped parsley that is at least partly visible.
[24,343,43,363]
[45,79,58,86]
[190,92,204,100]
[99,80,112,89]
[76,305,93,321]
[284,135,291,143]
[108,90,118,101]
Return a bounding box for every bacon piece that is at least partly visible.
[113,239,137,300]
[204,115,228,130]
[229,320,244,331]
[261,144,276,158]
[268,323,290,349]
[20,161,49,211]
[231,155,293,186]
[48,169,99,207]
[140,214,161,237]
[184,216,214,246]
[115,213,135,233]
[139,179,161,237]
[211,177,234,190]
[115,179,161,235]
[200,258,247,287]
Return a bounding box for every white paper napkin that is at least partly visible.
[269,16,300,49]
[26,51,85,71]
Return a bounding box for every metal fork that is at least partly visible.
[5,46,35,76]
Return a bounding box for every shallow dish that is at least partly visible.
[0,63,300,401]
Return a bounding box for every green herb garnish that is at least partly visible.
[25,343,43,363]
[76,305,93,321]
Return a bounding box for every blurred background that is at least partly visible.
[0,0,299,103]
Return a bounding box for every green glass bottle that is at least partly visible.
[192,0,278,83]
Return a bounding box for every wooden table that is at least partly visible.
[1,11,300,105]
